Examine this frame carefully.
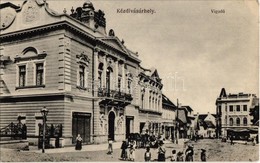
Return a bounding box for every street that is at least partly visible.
[0,139,258,162]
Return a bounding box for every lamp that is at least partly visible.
[40,107,48,153]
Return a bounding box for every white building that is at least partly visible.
[215,88,258,138]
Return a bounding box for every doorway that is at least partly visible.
[72,112,91,144]
[108,112,115,140]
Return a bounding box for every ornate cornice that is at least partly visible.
[0,21,95,43]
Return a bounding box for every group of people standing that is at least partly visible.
[120,139,207,162]
[120,139,137,161]
[170,144,206,162]
[75,133,207,162]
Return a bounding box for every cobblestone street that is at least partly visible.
[1,139,259,162]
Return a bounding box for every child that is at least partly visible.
[176,151,184,161]
[170,150,177,161]
[201,149,206,162]
[144,147,152,162]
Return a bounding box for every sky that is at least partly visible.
[3,0,259,114]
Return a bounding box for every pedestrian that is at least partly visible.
[144,147,152,162]
[230,135,234,145]
[129,143,135,161]
[157,141,166,161]
[176,151,184,161]
[107,138,113,154]
[75,134,82,150]
[185,144,194,161]
[200,149,206,162]
[121,140,128,160]
[170,150,177,161]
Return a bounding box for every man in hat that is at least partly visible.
[157,141,166,161]
[185,144,194,161]
[200,149,206,161]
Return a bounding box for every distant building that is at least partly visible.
[176,105,194,139]
[162,94,176,140]
[195,112,216,138]
[138,67,163,136]
[215,88,258,138]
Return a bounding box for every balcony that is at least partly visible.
[98,88,133,106]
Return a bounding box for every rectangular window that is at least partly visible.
[79,65,85,88]
[243,105,247,111]
[19,65,26,87]
[237,105,240,112]
[36,63,44,86]
[229,105,233,112]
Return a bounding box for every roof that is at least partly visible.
[200,120,215,129]
[219,88,227,98]
[198,114,208,121]
[181,106,193,112]
[162,94,176,109]
[204,121,215,128]
[177,110,187,124]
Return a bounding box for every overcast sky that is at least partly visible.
[5,0,259,114]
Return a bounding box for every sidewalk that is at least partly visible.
[31,141,122,153]
[30,140,176,154]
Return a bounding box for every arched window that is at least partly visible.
[106,67,113,91]
[243,117,247,126]
[236,117,240,126]
[98,63,103,88]
[229,118,233,126]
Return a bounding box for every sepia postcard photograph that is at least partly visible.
[0,0,259,162]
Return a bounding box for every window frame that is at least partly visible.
[33,60,46,86]
[243,105,247,112]
[236,117,240,126]
[77,64,89,90]
[229,118,233,126]
[229,105,233,112]
[236,105,240,112]
[16,63,28,88]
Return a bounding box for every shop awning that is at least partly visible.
[227,128,258,134]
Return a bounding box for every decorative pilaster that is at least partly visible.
[58,36,71,91]
[115,60,118,91]
[102,55,107,88]
[94,49,99,94]
[122,63,126,93]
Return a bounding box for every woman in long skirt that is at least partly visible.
[75,134,82,150]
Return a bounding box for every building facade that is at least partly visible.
[0,0,177,146]
[196,112,216,138]
[161,94,176,140]
[215,88,258,138]
[138,67,163,135]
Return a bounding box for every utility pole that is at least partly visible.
[175,99,179,144]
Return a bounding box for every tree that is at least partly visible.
[249,105,259,125]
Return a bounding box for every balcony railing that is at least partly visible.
[98,88,133,102]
